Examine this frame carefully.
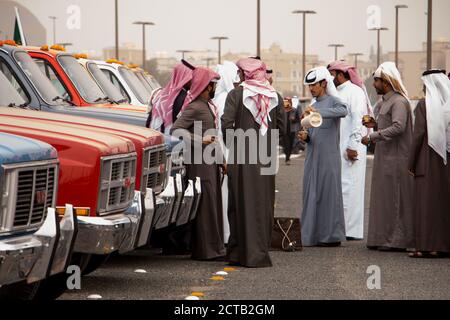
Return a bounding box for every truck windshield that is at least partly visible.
[0,68,27,106]
[87,62,127,103]
[13,51,66,106]
[135,70,156,93]
[119,66,151,104]
[145,74,161,89]
[58,55,106,104]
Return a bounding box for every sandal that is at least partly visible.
[409,251,440,259]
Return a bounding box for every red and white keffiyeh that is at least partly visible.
[236,58,279,136]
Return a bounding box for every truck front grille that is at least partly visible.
[141,145,167,195]
[98,154,137,216]
[0,160,58,233]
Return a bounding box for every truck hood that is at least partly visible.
[0,115,135,156]
[0,107,164,148]
[0,132,57,165]
[37,105,182,152]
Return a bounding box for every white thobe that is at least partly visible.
[213,91,230,244]
[336,81,368,239]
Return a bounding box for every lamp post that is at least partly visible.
[369,27,389,66]
[292,10,316,97]
[395,5,408,68]
[115,0,119,59]
[176,50,193,60]
[329,44,344,61]
[349,53,364,68]
[211,36,228,64]
[257,0,261,57]
[426,0,433,70]
[48,16,58,44]
[133,21,155,69]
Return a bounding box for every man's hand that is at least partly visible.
[346,149,359,162]
[408,170,415,177]
[362,115,377,129]
[361,136,371,146]
[298,130,309,142]
[301,105,317,119]
[284,99,293,112]
[220,163,228,175]
[202,135,217,145]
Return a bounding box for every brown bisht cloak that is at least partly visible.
[367,91,415,249]
[408,99,450,253]
[221,87,285,267]
[171,97,226,260]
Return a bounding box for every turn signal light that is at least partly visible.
[56,206,90,216]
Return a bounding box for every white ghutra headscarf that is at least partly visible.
[304,66,341,102]
[422,70,450,165]
[374,62,409,100]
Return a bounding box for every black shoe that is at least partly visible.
[377,246,406,252]
[346,237,363,241]
[317,242,341,247]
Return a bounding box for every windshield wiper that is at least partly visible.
[117,98,128,104]
[7,102,29,108]
[94,96,114,104]
[53,96,76,106]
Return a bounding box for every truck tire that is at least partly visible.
[0,281,41,300]
[32,253,91,300]
[81,254,111,276]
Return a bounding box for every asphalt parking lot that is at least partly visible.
[60,154,450,300]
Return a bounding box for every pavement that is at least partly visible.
[60,153,450,300]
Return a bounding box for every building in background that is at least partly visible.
[103,42,142,65]
[389,39,450,98]
[223,43,322,97]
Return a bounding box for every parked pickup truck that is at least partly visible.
[0,71,158,286]
[0,42,198,236]
[0,133,76,299]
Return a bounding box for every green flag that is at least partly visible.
[13,7,27,46]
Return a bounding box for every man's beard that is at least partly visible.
[375,88,384,95]
[209,89,216,100]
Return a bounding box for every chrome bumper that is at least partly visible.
[49,205,77,276]
[175,179,196,226]
[74,191,151,255]
[0,208,61,286]
[153,176,177,230]
[152,175,202,230]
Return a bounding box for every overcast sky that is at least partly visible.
[12,0,450,62]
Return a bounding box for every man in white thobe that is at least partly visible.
[328,61,371,240]
[213,61,241,244]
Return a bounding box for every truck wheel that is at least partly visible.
[32,273,69,300]
[32,253,92,300]
[0,281,41,300]
[81,254,111,276]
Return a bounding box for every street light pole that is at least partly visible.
[211,36,228,65]
[349,53,364,69]
[329,44,344,61]
[370,27,389,67]
[395,5,408,68]
[176,50,192,60]
[292,10,316,97]
[115,0,119,59]
[257,0,261,57]
[133,21,155,69]
[49,16,58,44]
[427,0,433,70]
